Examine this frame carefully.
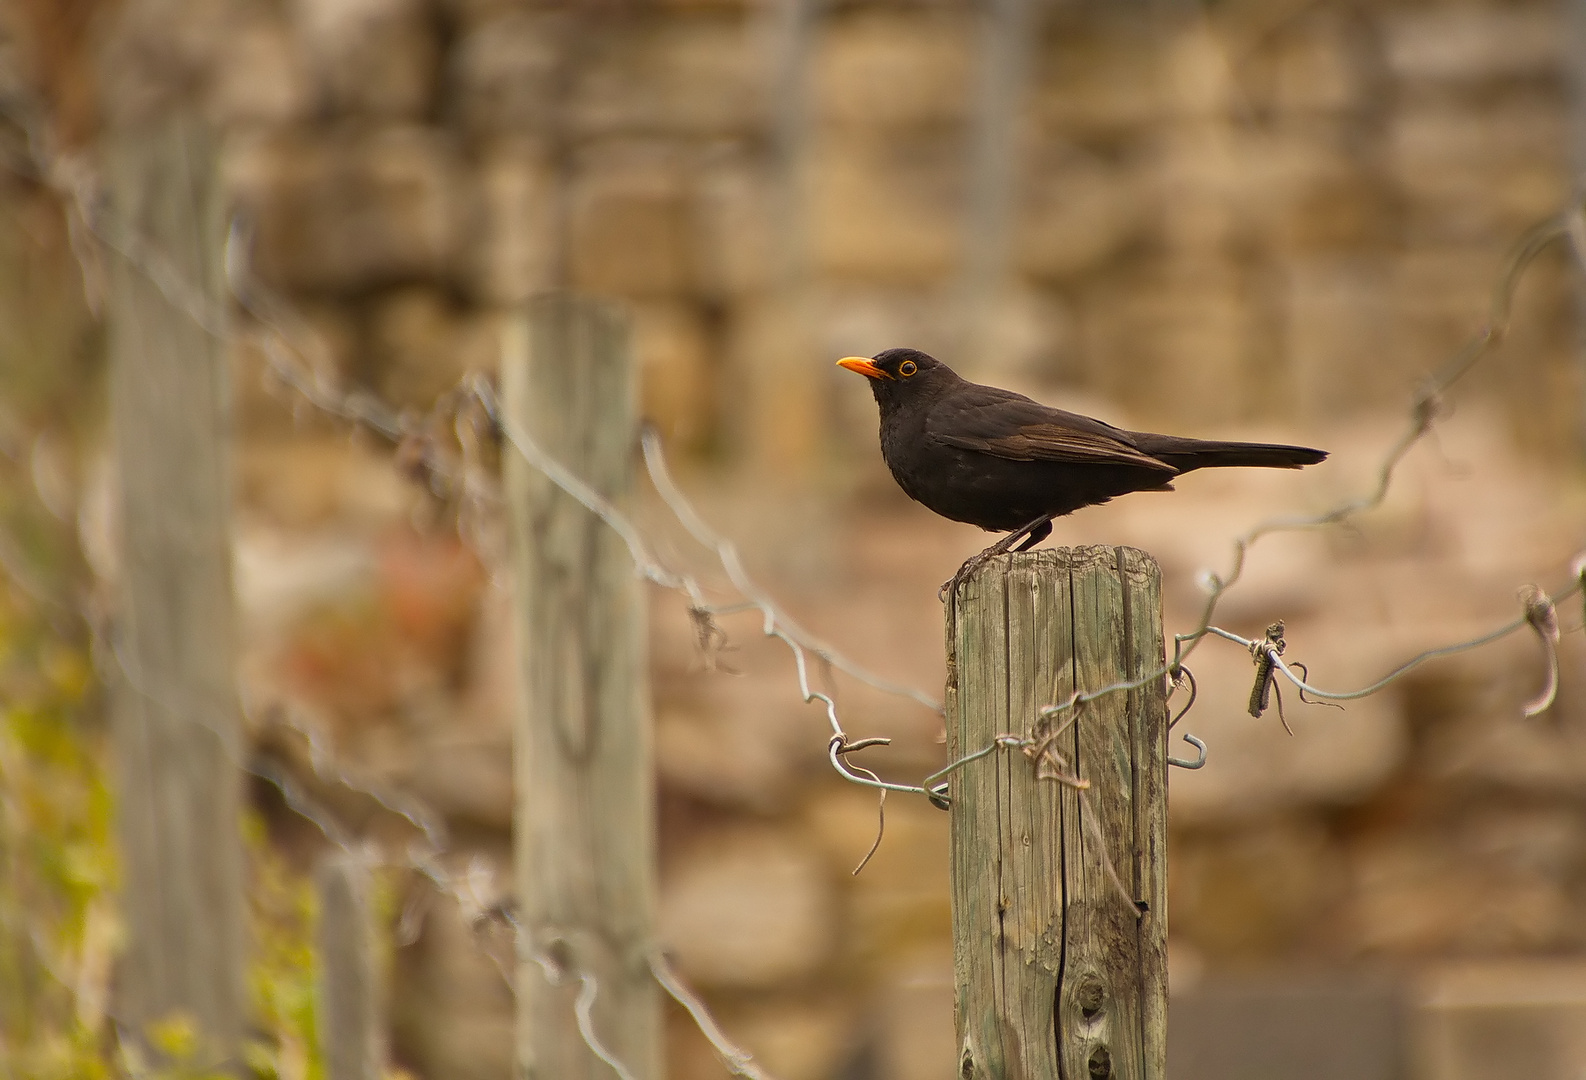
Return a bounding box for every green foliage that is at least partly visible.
[0,184,410,1080]
[0,556,117,1079]
[244,814,322,1080]
[0,569,342,1078]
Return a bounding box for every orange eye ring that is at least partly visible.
[899,360,918,376]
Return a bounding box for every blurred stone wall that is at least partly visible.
[52,0,1577,460]
[6,0,1586,1078]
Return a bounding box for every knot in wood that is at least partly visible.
[1087,1045,1112,1078]
[1076,976,1106,1018]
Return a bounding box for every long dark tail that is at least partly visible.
[1133,434,1328,472]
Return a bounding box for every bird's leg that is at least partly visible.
[1012,519,1052,552]
[940,515,1055,599]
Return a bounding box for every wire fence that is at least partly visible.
[3,92,1586,1079]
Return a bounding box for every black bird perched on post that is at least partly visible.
[837,348,1327,592]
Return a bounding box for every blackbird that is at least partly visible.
[837,348,1328,591]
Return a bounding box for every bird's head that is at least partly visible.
[836,348,952,407]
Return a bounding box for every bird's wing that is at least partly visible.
[927,392,1177,473]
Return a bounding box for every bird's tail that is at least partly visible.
[1134,435,1328,472]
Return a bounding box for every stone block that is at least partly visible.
[815,12,972,128]
[720,297,826,474]
[229,127,470,293]
[568,146,696,296]
[99,0,275,125]
[1206,122,1389,254]
[809,131,961,281]
[875,950,956,1080]
[1017,147,1143,280]
[1283,256,1400,418]
[449,11,568,134]
[693,149,776,297]
[210,15,309,125]
[1384,7,1562,85]
[1034,25,1164,135]
[1170,976,1405,1080]
[1078,264,1261,424]
[803,788,950,949]
[368,286,500,407]
[1170,818,1346,960]
[1390,102,1567,241]
[1264,14,1367,115]
[658,826,836,988]
[569,19,762,137]
[237,437,412,527]
[403,732,512,828]
[290,0,440,119]
[1269,158,1392,254]
[233,300,363,435]
[1349,808,1584,956]
[955,285,1078,389]
[468,138,560,304]
[1414,961,1586,1080]
[631,300,714,446]
[654,703,802,812]
[1388,246,1508,366]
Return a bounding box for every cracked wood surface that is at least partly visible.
[945,547,1167,1080]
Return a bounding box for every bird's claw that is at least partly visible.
[940,553,987,601]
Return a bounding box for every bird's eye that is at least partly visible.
[899,361,918,377]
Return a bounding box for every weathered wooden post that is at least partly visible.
[106,113,247,1068]
[944,547,1168,1080]
[316,856,382,1080]
[502,296,659,1079]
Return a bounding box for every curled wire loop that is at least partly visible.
[1167,733,1207,770]
[1521,584,1561,718]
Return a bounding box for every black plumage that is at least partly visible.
[837,348,1327,580]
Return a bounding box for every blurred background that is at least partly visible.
[3,0,1586,1077]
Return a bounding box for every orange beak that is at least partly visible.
[837,356,892,381]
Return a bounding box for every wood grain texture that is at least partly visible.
[503,296,659,1080]
[317,858,382,1080]
[107,114,247,1070]
[945,547,1167,1080]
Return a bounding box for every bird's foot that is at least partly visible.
[939,516,1055,601]
[940,551,991,601]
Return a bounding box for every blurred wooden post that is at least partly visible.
[106,114,247,1067]
[1569,0,1586,454]
[744,0,821,475]
[502,296,658,1079]
[317,856,382,1080]
[944,547,1168,1080]
[956,0,1037,377]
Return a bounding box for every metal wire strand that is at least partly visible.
[1197,567,1585,707]
[640,425,943,714]
[1177,210,1579,664]
[650,953,780,1080]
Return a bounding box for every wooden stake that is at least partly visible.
[503,295,659,1080]
[944,547,1168,1080]
[317,857,382,1080]
[106,113,247,1070]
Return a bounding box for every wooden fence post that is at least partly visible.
[944,547,1168,1080]
[502,295,658,1079]
[106,114,247,1067]
[317,856,382,1080]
